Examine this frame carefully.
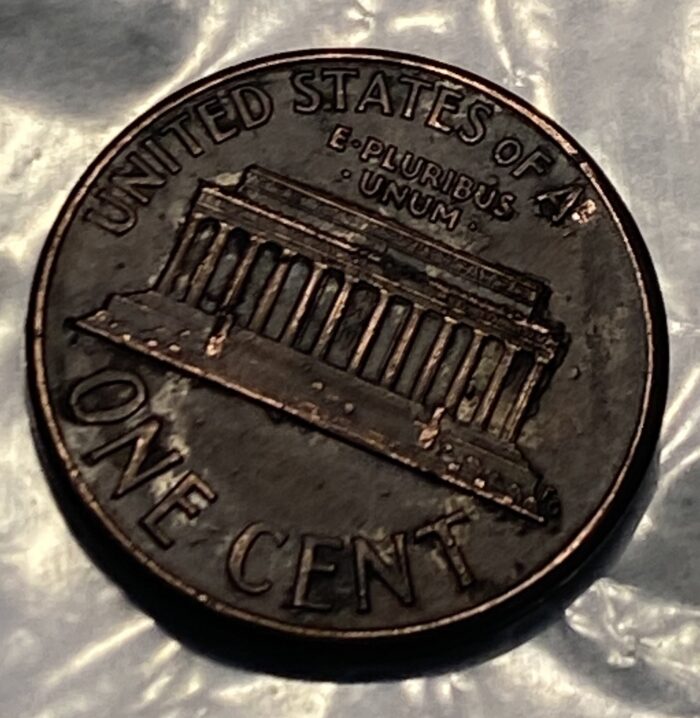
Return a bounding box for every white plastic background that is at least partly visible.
[1,1,698,716]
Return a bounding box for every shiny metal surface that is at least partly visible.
[1,1,697,715]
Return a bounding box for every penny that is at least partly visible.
[28,50,667,640]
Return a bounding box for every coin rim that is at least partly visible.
[26,48,669,640]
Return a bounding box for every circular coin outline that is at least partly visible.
[27,49,668,640]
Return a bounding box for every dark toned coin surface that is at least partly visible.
[28,50,667,640]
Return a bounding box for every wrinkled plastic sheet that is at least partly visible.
[1,1,698,715]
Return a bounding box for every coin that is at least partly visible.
[28,50,667,640]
